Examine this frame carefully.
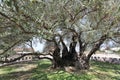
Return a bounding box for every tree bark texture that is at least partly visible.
[52,34,107,70]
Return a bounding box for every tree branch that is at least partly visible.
[78,32,88,56]
[0,40,22,55]
[0,11,39,34]
[95,13,108,29]
[87,34,107,60]
[0,12,27,32]
[37,56,53,61]
[109,37,120,44]
[0,52,53,63]
[73,7,87,20]
[71,8,98,26]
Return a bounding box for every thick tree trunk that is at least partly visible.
[52,47,61,68]
[52,34,107,71]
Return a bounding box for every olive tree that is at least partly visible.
[0,0,120,70]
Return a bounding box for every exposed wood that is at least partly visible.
[78,32,87,57]
[60,36,69,59]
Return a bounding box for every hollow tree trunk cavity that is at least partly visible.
[51,34,107,71]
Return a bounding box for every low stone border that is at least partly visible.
[91,56,120,64]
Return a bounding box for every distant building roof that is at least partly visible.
[14,48,33,52]
[17,52,32,54]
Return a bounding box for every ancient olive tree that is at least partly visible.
[0,0,120,70]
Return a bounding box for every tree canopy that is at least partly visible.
[0,0,120,68]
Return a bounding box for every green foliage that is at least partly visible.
[0,0,120,60]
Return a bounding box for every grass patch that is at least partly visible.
[0,61,37,80]
[30,60,120,80]
[0,60,120,80]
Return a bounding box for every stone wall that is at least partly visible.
[91,55,120,64]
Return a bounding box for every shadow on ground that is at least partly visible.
[0,60,120,80]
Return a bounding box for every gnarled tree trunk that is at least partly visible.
[52,34,107,70]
